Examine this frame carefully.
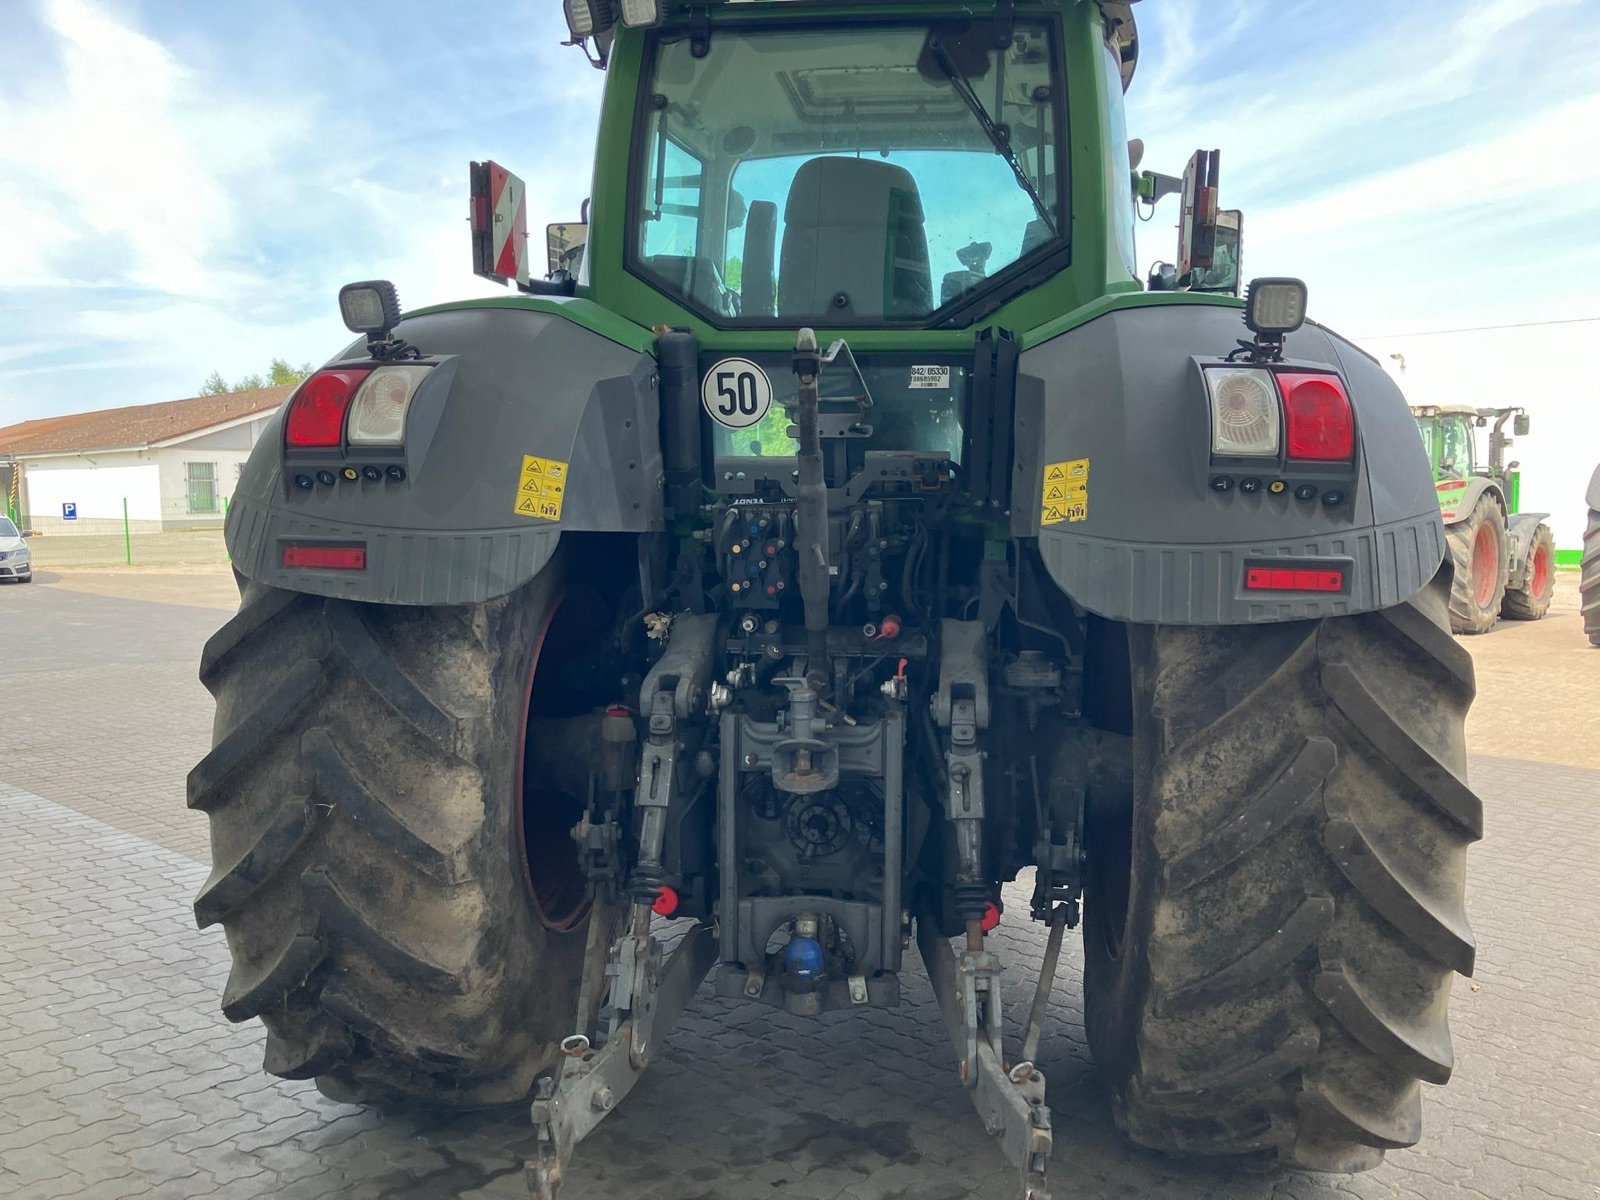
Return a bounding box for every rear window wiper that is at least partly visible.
[928,39,1056,235]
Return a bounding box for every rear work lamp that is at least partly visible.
[1244,278,1308,336]
[339,280,402,339]
[563,0,616,38]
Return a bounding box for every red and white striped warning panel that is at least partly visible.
[470,160,530,287]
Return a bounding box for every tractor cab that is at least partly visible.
[1415,407,1480,479]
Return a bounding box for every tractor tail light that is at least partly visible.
[1280,372,1355,461]
[347,365,431,445]
[285,369,372,448]
[1204,367,1280,457]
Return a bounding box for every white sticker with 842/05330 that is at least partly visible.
[909,364,950,389]
[701,358,773,429]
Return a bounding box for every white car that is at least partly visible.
[0,516,33,583]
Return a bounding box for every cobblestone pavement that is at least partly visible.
[2,579,1598,1200]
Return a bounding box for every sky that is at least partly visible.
[2,0,1598,424]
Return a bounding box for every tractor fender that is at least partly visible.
[1437,474,1500,527]
[1017,302,1446,624]
[1505,510,1551,588]
[225,305,663,605]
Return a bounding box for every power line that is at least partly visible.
[1354,315,1600,340]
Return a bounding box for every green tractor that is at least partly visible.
[1412,404,1555,633]
[190,3,1481,1196]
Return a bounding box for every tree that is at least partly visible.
[198,360,314,395]
[268,358,314,387]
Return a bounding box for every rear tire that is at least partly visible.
[1501,522,1554,621]
[188,551,609,1106]
[1584,501,1600,647]
[1445,495,1506,634]
[1083,566,1479,1171]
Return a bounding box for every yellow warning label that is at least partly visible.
[514,455,569,521]
[1041,458,1090,526]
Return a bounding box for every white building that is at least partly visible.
[0,387,291,535]
[1360,317,1600,558]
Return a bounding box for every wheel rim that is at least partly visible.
[516,589,608,932]
[1531,542,1552,600]
[1471,523,1498,609]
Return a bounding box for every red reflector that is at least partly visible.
[1245,567,1345,593]
[285,369,371,448]
[282,545,367,570]
[651,886,680,918]
[1278,372,1354,461]
[981,902,1001,932]
[1437,480,1469,491]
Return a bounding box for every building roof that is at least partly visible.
[0,387,292,457]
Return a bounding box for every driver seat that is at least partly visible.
[779,157,933,320]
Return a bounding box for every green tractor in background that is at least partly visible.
[1411,405,1555,633]
[190,3,1484,1196]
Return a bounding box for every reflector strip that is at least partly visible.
[1437,480,1470,491]
[282,545,367,570]
[1245,567,1345,593]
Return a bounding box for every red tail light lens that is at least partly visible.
[285,369,371,448]
[1279,372,1354,461]
[1245,566,1345,593]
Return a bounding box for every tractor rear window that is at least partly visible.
[631,20,1067,327]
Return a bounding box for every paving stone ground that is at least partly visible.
[2,573,1598,1200]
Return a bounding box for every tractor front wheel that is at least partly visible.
[188,549,611,1105]
[1083,565,1479,1171]
[1445,494,1506,634]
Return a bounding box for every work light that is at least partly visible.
[618,0,663,26]
[563,0,615,38]
[339,280,402,339]
[1243,278,1308,336]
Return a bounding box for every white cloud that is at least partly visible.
[0,0,307,298]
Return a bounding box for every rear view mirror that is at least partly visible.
[547,223,588,280]
[1191,209,1242,295]
[1514,413,1530,437]
[21,529,35,538]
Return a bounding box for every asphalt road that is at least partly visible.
[2,571,1597,1200]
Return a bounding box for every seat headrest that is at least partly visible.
[784,157,925,226]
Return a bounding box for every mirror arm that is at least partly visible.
[1135,171,1182,204]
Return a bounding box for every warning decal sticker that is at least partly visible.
[513,454,568,522]
[1041,457,1090,526]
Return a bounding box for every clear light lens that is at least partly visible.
[347,365,430,445]
[563,0,613,36]
[1246,279,1308,334]
[339,288,388,333]
[1207,368,1281,456]
[618,0,661,26]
